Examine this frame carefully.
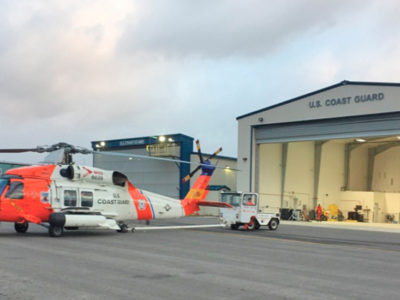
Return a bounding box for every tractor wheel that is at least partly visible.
[247,221,256,231]
[49,225,64,237]
[230,224,239,230]
[268,218,279,231]
[14,222,29,233]
[254,220,261,230]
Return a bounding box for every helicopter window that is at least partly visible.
[81,191,93,207]
[64,190,77,207]
[5,181,24,199]
[0,179,9,197]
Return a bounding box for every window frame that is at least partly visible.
[63,189,78,207]
[242,193,257,207]
[80,191,93,207]
[5,180,24,200]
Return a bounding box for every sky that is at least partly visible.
[1,0,400,164]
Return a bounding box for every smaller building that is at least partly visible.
[91,134,236,207]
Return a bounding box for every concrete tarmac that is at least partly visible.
[0,217,400,300]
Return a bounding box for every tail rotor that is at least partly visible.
[181,140,222,183]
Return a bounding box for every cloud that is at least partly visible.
[1,0,400,164]
[118,0,369,58]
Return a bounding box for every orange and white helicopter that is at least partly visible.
[0,141,232,237]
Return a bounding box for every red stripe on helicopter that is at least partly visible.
[82,167,93,178]
[127,182,153,220]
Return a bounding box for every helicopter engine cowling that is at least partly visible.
[59,165,127,187]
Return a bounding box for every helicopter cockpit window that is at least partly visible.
[5,181,24,199]
[0,179,8,196]
[81,191,93,207]
[64,190,77,207]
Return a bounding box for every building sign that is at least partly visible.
[119,139,145,146]
[309,93,384,109]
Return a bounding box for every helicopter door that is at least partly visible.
[62,188,78,208]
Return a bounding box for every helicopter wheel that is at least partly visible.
[117,223,128,233]
[14,222,29,233]
[49,225,64,237]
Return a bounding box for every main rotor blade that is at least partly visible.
[207,147,223,160]
[0,143,91,155]
[182,165,201,183]
[0,147,46,153]
[93,150,241,171]
[195,140,204,163]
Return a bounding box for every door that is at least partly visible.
[240,193,258,223]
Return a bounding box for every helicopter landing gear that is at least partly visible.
[14,222,29,233]
[49,225,64,237]
[117,223,128,233]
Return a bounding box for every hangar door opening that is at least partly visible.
[254,113,400,223]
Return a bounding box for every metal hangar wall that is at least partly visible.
[91,134,193,199]
[237,81,400,223]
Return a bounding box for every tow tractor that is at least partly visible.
[219,191,280,230]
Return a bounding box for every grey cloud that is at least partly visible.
[118,0,370,58]
[1,0,399,162]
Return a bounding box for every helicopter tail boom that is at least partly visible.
[181,161,232,216]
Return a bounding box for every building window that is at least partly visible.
[81,191,93,207]
[64,190,77,207]
[5,181,24,199]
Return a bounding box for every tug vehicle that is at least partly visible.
[219,191,280,230]
[0,142,231,237]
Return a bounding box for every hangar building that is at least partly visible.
[237,81,400,223]
[91,134,236,206]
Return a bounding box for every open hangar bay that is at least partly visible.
[237,81,400,224]
[1,217,400,300]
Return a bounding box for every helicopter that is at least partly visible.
[0,141,232,237]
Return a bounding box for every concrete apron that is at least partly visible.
[281,220,400,234]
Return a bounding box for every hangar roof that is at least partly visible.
[236,80,400,120]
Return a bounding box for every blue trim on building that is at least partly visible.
[236,80,400,120]
[91,133,194,150]
[179,136,193,199]
[91,134,194,199]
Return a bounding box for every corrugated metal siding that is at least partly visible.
[255,113,400,143]
[94,148,179,198]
